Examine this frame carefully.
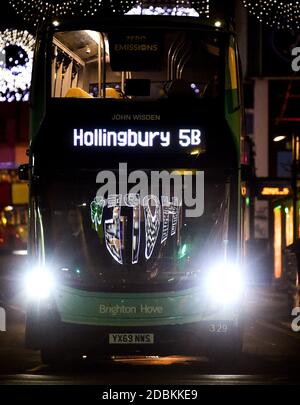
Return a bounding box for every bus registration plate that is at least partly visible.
[109,333,154,344]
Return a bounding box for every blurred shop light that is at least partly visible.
[261,187,290,196]
[285,206,293,246]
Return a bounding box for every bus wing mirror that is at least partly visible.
[18,164,29,181]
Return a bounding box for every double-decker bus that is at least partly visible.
[21,10,246,365]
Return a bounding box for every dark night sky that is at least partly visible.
[0,1,34,30]
[0,2,18,27]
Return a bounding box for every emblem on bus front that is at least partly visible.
[90,163,204,265]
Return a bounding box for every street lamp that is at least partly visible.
[273,135,286,143]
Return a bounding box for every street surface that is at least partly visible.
[0,253,300,385]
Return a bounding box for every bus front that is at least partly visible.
[25,15,244,364]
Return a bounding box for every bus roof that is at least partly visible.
[39,15,235,36]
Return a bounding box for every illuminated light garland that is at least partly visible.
[9,0,103,24]
[0,30,35,102]
[243,1,300,30]
[113,1,209,16]
[9,0,209,20]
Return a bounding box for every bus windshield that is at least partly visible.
[41,171,235,293]
[51,28,222,100]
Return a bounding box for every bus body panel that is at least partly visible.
[54,285,239,327]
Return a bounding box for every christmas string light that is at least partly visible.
[9,0,209,20]
[112,1,209,16]
[109,0,139,14]
[243,0,300,30]
[0,30,35,102]
[9,1,103,25]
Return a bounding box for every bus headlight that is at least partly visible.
[205,263,244,304]
[25,267,54,300]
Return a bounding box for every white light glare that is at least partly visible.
[12,250,28,256]
[205,263,244,304]
[273,135,286,142]
[25,267,54,300]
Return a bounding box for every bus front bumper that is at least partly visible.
[27,313,241,356]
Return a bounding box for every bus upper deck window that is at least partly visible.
[52,30,106,98]
[51,30,222,100]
